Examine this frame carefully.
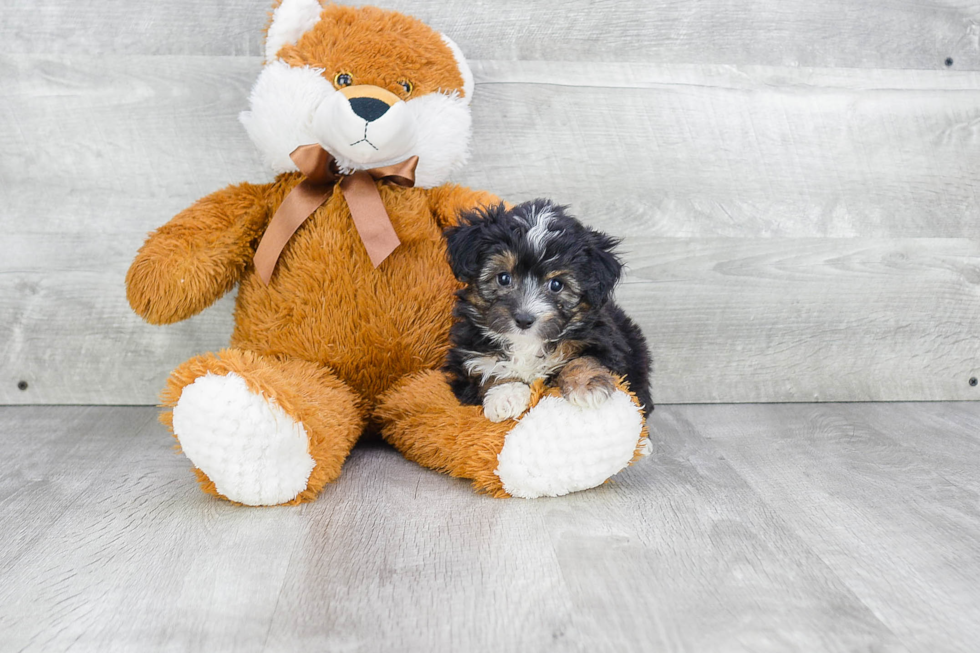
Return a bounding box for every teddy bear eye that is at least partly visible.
[548,279,564,293]
[399,80,414,95]
[334,72,353,88]
[496,272,512,287]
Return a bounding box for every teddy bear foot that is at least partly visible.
[494,390,649,499]
[172,372,315,506]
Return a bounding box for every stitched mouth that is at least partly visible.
[348,122,379,150]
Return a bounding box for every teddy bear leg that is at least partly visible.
[375,371,514,497]
[376,371,652,499]
[160,349,365,506]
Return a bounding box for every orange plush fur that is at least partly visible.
[377,373,650,498]
[275,5,466,101]
[128,3,648,504]
[128,4,512,501]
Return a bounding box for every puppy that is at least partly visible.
[443,199,652,423]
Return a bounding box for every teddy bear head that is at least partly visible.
[240,0,475,189]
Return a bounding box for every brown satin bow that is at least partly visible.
[253,144,419,284]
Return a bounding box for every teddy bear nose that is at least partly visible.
[348,97,391,122]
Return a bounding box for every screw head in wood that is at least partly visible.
[945,57,954,67]
[970,377,978,387]
[17,380,28,391]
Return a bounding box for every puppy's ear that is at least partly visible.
[583,229,623,307]
[444,204,503,283]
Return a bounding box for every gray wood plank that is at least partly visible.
[620,238,980,404]
[2,0,977,71]
[0,404,917,652]
[0,54,267,236]
[677,402,980,653]
[4,58,980,404]
[4,236,979,404]
[262,424,900,652]
[0,406,156,580]
[0,406,306,652]
[5,55,980,239]
[839,402,980,495]
[467,62,980,240]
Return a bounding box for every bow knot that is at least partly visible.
[253,145,419,284]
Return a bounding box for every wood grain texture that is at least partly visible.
[5,56,980,239]
[0,55,267,236]
[2,0,978,71]
[466,62,980,240]
[4,236,979,404]
[16,404,980,651]
[677,402,980,653]
[620,238,980,403]
[3,43,980,403]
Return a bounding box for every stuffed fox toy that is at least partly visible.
[126,0,650,505]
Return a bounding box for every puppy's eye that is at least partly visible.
[496,272,512,287]
[548,279,564,293]
[398,80,414,95]
[334,72,353,88]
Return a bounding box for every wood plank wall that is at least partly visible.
[2,0,979,404]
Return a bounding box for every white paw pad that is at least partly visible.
[172,372,315,506]
[483,382,532,423]
[495,390,645,499]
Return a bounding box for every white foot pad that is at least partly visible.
[495,390,647,499]
[172,372,315,506]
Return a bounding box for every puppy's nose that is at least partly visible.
[348,97,390,122]
[514,312,536,330]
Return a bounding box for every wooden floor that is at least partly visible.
[0,403,978,652]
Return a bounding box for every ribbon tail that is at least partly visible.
[340,171,402,268]
[253,180,333,284]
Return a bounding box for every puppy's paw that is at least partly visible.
[558,358,617,409]
[483,382,532,422]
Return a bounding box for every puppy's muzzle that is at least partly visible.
[341,85,399,123]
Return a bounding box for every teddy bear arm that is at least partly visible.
[426,184,504,229]
[126,182,272,325]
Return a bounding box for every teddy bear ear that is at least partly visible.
[265,0,323,63]
[440,34,475,105]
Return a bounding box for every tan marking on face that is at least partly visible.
[340,84,400,105]
[463,287,488,310]
[486,251,517,274]
[568,300,592,321]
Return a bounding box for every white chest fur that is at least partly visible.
[463,335,570,384]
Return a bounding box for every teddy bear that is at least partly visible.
[125,0,651,506]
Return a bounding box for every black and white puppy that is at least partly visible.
[443,199,652,422]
